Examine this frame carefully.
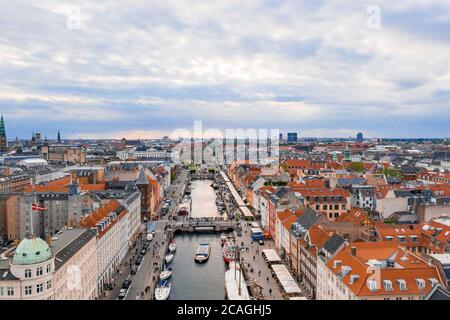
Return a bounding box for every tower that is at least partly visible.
[0,112,7,152]
[57,130,61,143]
[356,132,363,143]
[343,144,351,162]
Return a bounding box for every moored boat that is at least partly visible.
[165,253,174,264]
[168,240,177,253]
[159,267,173,280]
[154,280,171,300]
[194,243,211,263]
[223,238,238,263]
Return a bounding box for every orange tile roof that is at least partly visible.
[25,176,71,193]
[80,199,126,237]
[336,208,369,225]
[326,242,443,297]
[80,183,106,191]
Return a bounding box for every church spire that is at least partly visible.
[0,111,6,138]
[57,129,61,143]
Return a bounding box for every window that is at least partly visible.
[46,264,51,273]
[25,286,32,296]
[47,280,52,290]
[36,267,43,276]
[0,287,3,296]
[367,280,377,292]
[25,269,31,278]
[383,280,393,291]
[36,283,43,294]
[7,287,14,296]
[397,279,407,291]
[416,279,425,290]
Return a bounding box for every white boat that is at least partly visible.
[194,243,211,263]
[165,253,174,264]
[159,267,173,280]
[168,240,177,253]
[154,281,171,300]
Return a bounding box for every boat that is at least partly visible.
[223,238,238,263]
[225,262,250,300]
[159,267,173,280]
[154,280,171,300]
[177,199,191,216]
[165,253,174,264]
[194,243,211,263]
[168,240,177,253]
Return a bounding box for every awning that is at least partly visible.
[262,249,282,263]
[271,264,302,295]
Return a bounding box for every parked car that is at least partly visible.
[135,257,143,265]
[130,265,138,275]
[122,279,132,289]
[118,289,127,300]
[141,248,147,255]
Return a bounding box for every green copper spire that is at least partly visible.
[0,111,5,138]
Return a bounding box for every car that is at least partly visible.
[118,289,127,300]
[138,253,144,260]
[141,248,147,255]
[258,239,264,245]
[143,243,150,250]
[130,265,138,275]
[122,279,132,289]
[135,257,143,265]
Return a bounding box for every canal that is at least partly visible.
[170,179,228,300]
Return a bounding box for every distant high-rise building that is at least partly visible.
[287,132,298,144]
[0,112,7,152]
[356,132,364,142]
[57,130,61,143]
[279,133,283,141]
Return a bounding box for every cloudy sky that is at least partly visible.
[1,0,449,139]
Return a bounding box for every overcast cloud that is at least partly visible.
[1,0,449,139]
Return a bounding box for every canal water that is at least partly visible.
[170,180,227,300]
[190,179,222,218]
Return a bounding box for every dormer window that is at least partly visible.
[383,280,393,291]
[429,278,439,288]
[333,260,342,269]
[367,280,377,291]
[416,278,425,290]
[397,279,407,291]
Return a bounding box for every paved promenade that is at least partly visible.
[235,221,288,300]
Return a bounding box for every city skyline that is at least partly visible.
[1,1,449,139]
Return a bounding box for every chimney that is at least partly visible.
[351,246,357,256]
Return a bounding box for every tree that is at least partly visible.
[348,162,365,172]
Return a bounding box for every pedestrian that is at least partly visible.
[267,276,269,282]
[253,255,255,261]
[269,288,272,296]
